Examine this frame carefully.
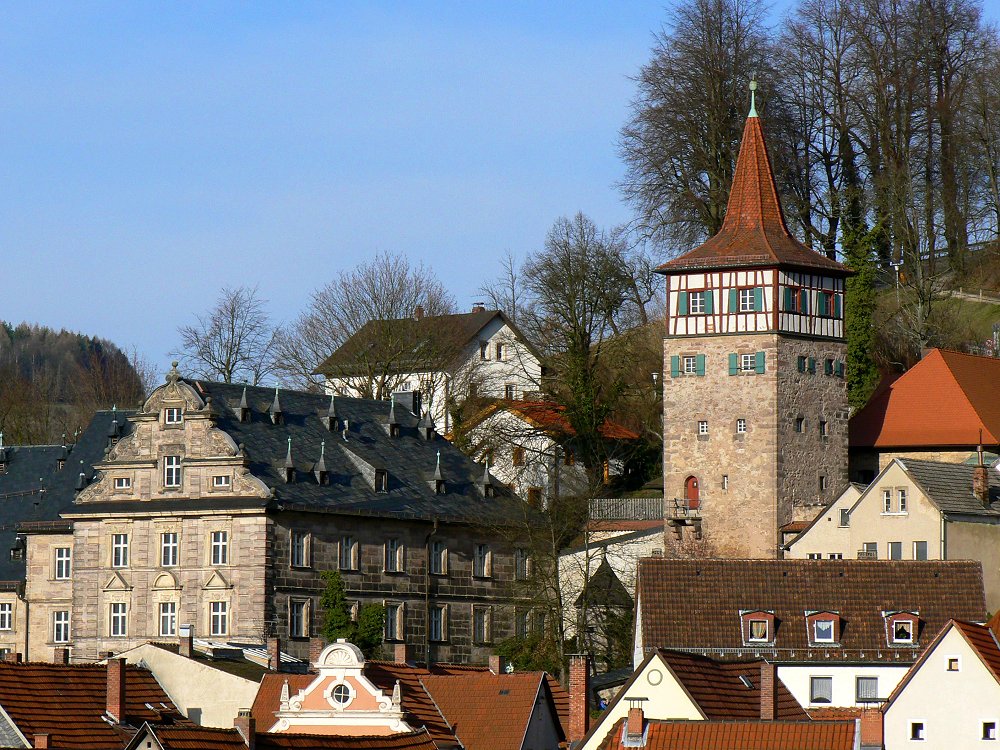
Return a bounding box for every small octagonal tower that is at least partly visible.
[658,85,851,558]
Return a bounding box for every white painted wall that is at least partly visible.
[778,663,910,710]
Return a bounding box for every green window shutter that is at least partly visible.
[808,357,816,374]
[753,287,763,311]
[670,355,680,378]
[696,354,706,376]
[797,356,806,373]
[817,293,828,316]
[704,291,714,314]
[755,351,766,374]
[783,287,793,311]
[799,291,809,314]
[729,288,738,313]
[678,292,688,316]
[834,293,843,318]
[728,353,739,376]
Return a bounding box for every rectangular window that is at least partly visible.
[810,676,833,704]
[210,601,228,636]
[914,541,928,561]
[339,536,357,571]
[527,487,542,506]
[163,456,181,488]
[736,418,747,434]
[688,291,706,314]
[947,657,960,671]
[480,342,489,360]
[504,384,516,400]
[375,470,388,493]
[430,541,447,575]
[824,358,834,375]
[532,610,547,636]
[683,355,697,374]
[212,475,231,489]
[384,538,402,573]
[291,531,310,568]
[893,619,914,643]
[159,602,176,637]
[289,599,308,638]
[473,544,491,578]
[385,602,402,641]
[53,611,69,643]
[515,610,529,638]
[911,722,924,740]
[740,353,755,372]
[722,474,729,490]
[813,619,835,643]
[883,489,892,513]
[984,722,997,741]
[211,531,229,566]
[164,407,183,424]
[112,534,129,568]
[54,547,72,580]
[856,676,878,702]
[839,509,850,527]
[829,553,843,560]
[113,476,131,490]
[819,420,828,437]
[698,420,708,435]
[430,605,447,641]
[512,447,526,466]
[748,619,769,641]
[889,541,902,560]
[161,533,178,567]
[473,607,491,644]
[495,343,504,360]
[515,548,529,580]
[898,489,908,513]
[0,604,11,630]
[863,542,878,558]
[819,475,828,491]
[563,448,575,466]
[109,602,127,637]
[795,417,805,432]
[797,355,807,372]
[807,553,822,560]
[739,287,756,312]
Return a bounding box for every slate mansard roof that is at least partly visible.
[189,381,528,526]
[0,410,130,580]
[635,558,986,661]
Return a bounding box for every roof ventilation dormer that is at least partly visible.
[386,400,401,438]
[314,441,328,485]
[481,457,497,498]
[431,451,445,495]
[270,387,283,425]
[418,410,436,441]
[76,470,87,491]
[283,438,295,483]
[107,407,121,447]
[322,394,338,431]
[56,442,68,471]
[239,387,251,423]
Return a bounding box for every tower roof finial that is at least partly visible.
[748,73,758,118]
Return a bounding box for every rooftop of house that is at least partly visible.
[314,308,537,378]
[465,400,639,441]
[635,558,986,662]
[594,717,857,750]
[0,661,187,750]
[899,458,1000,516]
[128,724,438,750]
[252,660,568,749]
[655,104,848,276]
[850,348,1000,448]
[574,557,634,609]
[146,641,306,682]
[0,410,130,580]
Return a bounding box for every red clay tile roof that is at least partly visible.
[595,718,857,750]
[144,725,438,750]
[778,521,810,534]
[0,662,187,750]
[807,707,863,721]
[850,349,1000,448]
[467,401,639,441]
[657,115,848,276]
[636,558,986,661]
[657,651,806,720]
[420,673,558,750]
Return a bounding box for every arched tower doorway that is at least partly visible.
[684,476,700,510]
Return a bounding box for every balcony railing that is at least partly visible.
[857,550,877,560]
[666,498,701,520]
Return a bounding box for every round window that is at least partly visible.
[331,683,351,706]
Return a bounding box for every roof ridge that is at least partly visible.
[934,350,992,442]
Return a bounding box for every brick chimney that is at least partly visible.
[471,303,486,314]
[394,643,411,664]
[234,708,256,750]
[33,734,49,749]
[53,647,69,665]
[414,305,425,321]
[489,654,505,674]
[625,706,644,743]
[106,658,126,724]
[759,661,777,721]
[568,654,591,743]
[268,636,282,672]
[309,637,325,669]
[860,707,883,748]
[974,445,991,506]
[178,624,193,659]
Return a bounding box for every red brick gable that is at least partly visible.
[657,115,848,276]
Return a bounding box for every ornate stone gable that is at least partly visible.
[270,640,410,735]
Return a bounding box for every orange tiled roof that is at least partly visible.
[595,718,857,750]
[145,725,437,750]
[0,662,187,750]
[657,114,848,276]
[808,707,863,721]
[471,400,639,440]
[850,349,1000,448]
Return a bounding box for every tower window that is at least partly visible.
[722,475,729,490]
[683,356,697,374]
[795,418,805,433]
[736,418,747,434]
[819,420,828,436]
[688,291,706,314]
[739,288,756,312]
[797,355,807,372]
[740,353,755,372]
[698,421,708,435]
[819,475,828,491]
[824,358,834,375]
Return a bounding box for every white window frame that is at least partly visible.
[53,611,70,643]
[163,455,182,488]
[0,603,11,631]
[883,489,892,513]
[384,538,403,573]
[375,470,388,493]
[739,287,755,312]
[161,532,179,567]
[740,353,755,372]
[688,291,706,314]
[839,509,850,527]
[159,601,177,637]
[54,547,72,580]
[212,475,231,489]
[164,407,183,425]
[210,601,228,636]
[698,420,708,435]
[807,553,822,560]
[813,619,836,643]
[211,531,229,566]
[111,534,129,568]
[109,602,127,637]
[113,476,131,490]
[682,356,697,374]
[889,541,903,560]
[809,675,833,705]
[914,540,928,560]
[747,618,769,642]
[291,531,310,568]
[289,599,308,638]
[892,618,915,644]
[736,418,747,434]
[898,488,908,513]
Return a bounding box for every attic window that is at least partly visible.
[375,470,388,493]
[390,424,401,438]
[813,619,835,643]
[114,477,132,490]
[748,619,769,642]
[893,619,914,644]
[164,408,183,425]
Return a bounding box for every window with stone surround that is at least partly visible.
[291,531,310,568]
[53,611,69,643]
[54,547,71,579]
[473,606,492,644]
[109,602,127,637]
[163,456,182,488]
[430,541,447,575]
[164,408,183,425]
[430,604,448,641]
[112,534,129,568]
[473,544,491,578]
[210,601,228,636]
[683,356,697,374]
[385,602,403,641]
[159,602,176,637]
[289,599,309,638]
[211,531,229,566]
[0,604,11,631]
[736,418,747,434]
[698,421,708,435]
[515,548,529,580]
[339,535,358,571]
[384,538,403,573]
[161,533,179,567]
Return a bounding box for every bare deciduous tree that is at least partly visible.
[174,286,278,385]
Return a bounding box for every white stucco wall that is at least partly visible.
[778,663,910,709]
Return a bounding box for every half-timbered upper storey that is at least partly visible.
[657,90,851,341]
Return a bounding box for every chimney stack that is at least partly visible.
[393,643,411,664]
[974,445,991,506]
[414,305,425,321]
[268,636,282,672]
[33,734,49,749]
[860,707,884,748]
[234,708,256,750]
[53,647,70,665]
[179,624,193,659]
[489,654,507,674]
[759,661,777,721]
[309,638,325,669]
[625,706,645,743]
[106,658,126,724]
[471,303,486,314]
[568,654,591,743]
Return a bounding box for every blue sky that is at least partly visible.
[7,1,992,375]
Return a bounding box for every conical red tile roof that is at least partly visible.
[658,114,849,275]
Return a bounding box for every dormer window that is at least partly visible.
[884,611,919,646]
[375,470,388,493]
[893,619,914,643]
[740,610,775,645]
[114,477,132,490]
[806,611,841,645]
[814,619,835,643]
[164,408,183,425]
[212,475,230,489]
[748,619,769,642]
[390,424,401,438]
